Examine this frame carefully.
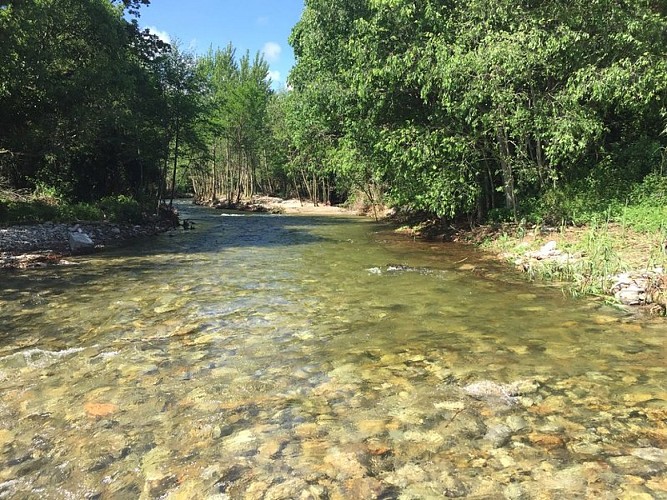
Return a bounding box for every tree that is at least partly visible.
[0,0,179,204]
[189,46,273,204]
[287,0,667,222]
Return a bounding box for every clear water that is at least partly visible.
[0,203,665,499]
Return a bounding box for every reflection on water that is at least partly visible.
[0,203,666,498]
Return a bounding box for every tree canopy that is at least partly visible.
[0,0,180,202]
[2,0,665,225]
[286,0,667,221]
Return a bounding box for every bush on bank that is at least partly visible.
[0,191,149,226]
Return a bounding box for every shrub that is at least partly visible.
[0,191,148,225]
[57,203,104,222]
[98,195,144,223]
[628,172,667,207]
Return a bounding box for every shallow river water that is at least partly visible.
[0,203,666,499]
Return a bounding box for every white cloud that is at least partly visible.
[267,70,282,83]
[262,42,282,63]
[145,26,171,44]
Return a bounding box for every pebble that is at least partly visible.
[439,471,468,497]
[385,464,428,488]
[83,402,118,417]
[505,416,529,432]
[323,449,367,480]
[527,432,566,450]
[504,483,527,499]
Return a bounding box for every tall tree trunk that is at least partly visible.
[169,115,180,207]
[157,148,169,209]
[211,142,217,202]
[496,126,517,221]
[301,169,313,201]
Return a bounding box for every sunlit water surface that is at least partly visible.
[0,203,665,499]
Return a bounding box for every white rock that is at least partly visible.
[541,240,558,253]
[614,285,646,305]
[68,231,95,254]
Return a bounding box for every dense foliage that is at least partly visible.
[2,0,666,228]
[0,0,181,204]
[188,46,275,203]
[287,0,667,223]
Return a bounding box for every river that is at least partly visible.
[0,202,665,498]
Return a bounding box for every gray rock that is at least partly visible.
[68,231,95,254]
[615,284,646,305]
[463,380,519,406]
[504,483,527,500]
[483,424,513,448]
[631,447,667,464]
[609,455,667,477]
[505,416,528,433]
[441,474,468,498]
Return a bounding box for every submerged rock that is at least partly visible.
[610,455,667,476]
[483,424,513,448]
[631,447,667,464]
[323,449,367,480]
[83,402,118,417]
[463,380,520,406]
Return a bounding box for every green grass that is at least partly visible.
[568,222,626,297]
[517,223,625,297]
[618,203,667,234]
[0,192,148,226]
[522,172,667,232]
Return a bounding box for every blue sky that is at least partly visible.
[136,0,305,89]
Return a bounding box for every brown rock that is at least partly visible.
[356,419,386,436]
[84,402,118,417]
[527,433,565,450]
[367,442,392,456]
[323,449,367,480]
[345,478,384,498]
[646,476,667,495]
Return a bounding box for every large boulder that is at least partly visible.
[68,231,95,254]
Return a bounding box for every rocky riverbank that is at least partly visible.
[200,195,363,217]
[397,218,667,315]
[0,220,174,269]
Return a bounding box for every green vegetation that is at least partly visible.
[1,0,173,205]
[477,210,666,303]
[0,187,147,225]
[0,0,212,224]
[286,0,667,224]
[188,46,276,204]
[1,0,666,236]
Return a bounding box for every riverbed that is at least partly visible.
[0,202,665,498]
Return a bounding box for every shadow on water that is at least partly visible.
[108,204,371,263]
[1,202,359,286]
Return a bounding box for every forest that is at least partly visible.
[1,0,666,228]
